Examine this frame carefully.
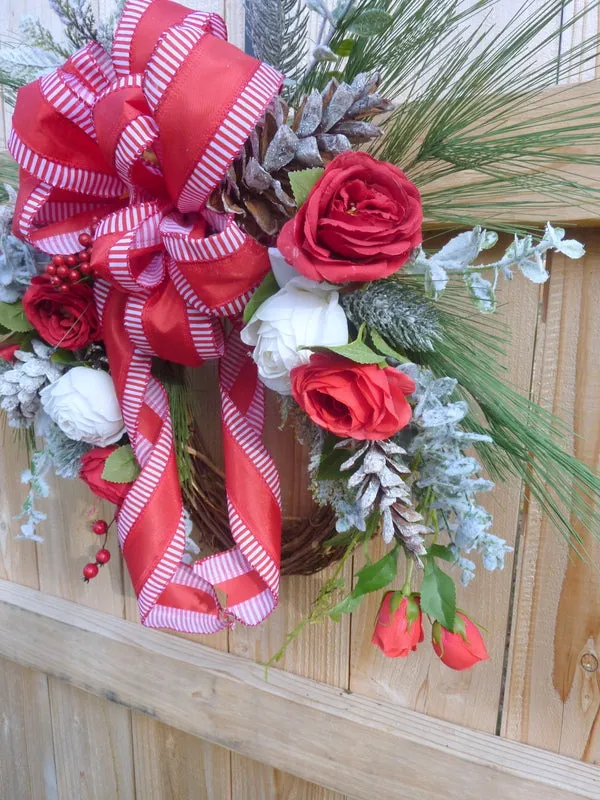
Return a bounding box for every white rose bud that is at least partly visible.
[40,366,126,446]
[241,275,349,394]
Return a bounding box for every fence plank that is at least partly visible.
[0,429,58,799]
[1,580,600,800]
[502,230,600,762]
[35,478,136,799]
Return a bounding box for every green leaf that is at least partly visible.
[50,348,76,365]
[242,271,280,323]
[354,547,398,596]
[0,301,34,333]
[405,594,421,628]
[320,337,386,365]
[428,544,456,563]
[420,559,456,630]
[348,10,393,37]
[328,592,364,621]
[332,39,355,57]
[101,445,140,484]
[389,590,404,613]
[316,437,350,481]
[369,329,409,363]
[289,168,324,207]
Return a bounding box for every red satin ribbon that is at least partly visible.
[10,0,284,634]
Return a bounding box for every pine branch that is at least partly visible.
[245,0,310,87]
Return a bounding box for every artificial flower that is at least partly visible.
[291,354,415,439]
[278,151,422,284]
[79,446,133,506]
[0,343,21,361]
[22,276,101,350]
[40,366,125,446]
[372,592,424,657]
[432,613,489,670]
[241,276,348,394]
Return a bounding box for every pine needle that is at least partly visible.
[402,280,600,557]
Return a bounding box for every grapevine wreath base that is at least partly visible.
[3,0,600,669]
[185,425,340,576]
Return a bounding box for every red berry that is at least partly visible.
[95,549,111,565]
[68,269,80,283]
[79,233,92,247]
[49,276,61,287]
[56,264,69,278]
[92,520,108,535]
[66,254,78,267]
[58,283,70,293]
[79,249,91,262]
[52,255,65,266]
[80,262,93,276]
[83,563,99,580]
[46,263,57,276]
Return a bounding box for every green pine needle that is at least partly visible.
[402,279,600,558]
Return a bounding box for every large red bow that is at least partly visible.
[10,0,285,633]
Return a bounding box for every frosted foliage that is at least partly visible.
[406,223,584,311]
[400,363,512,584]
[15,450,51,542]
[0,341,64,428]
[0,233,47,303]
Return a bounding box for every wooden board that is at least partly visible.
[2,580,600,800]
[502,229,600,763]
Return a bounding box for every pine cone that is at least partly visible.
[339,439,429,559]
[0,340,64,427]
[207,71,393,244]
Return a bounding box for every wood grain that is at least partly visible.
[0,430,58,800]
[2,580,600,800]
[502,230,600,763]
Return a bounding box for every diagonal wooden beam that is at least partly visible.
[0,580,598,799]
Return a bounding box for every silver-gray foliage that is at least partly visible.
[0,340,64,428]
[43,419,92,478]
[15,450,51,542]
[406,223,585,312]
[0,232,46,303]
[399,362,512,584]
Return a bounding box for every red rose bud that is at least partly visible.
[79,446,133,506]
[432,612,489,671]
[0,343,20,362]
[22,275,101,350]
[278,151,422,284]
[291,353,415,440]
[372,592,424,658]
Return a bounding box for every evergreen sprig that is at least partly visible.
[245,0,310,88]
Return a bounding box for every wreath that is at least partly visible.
[1,0,600,670]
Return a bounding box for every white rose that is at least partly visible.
[241,265,349,394]
[40,367,126,446]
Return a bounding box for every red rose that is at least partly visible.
[278,151,422,283]
[432,613,489,671]
[372,592,424,658]
[22,276,101,350]
[291,353,415,440]
[0,343,20,361]
[79,446,133,506]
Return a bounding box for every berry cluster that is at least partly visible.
[44,227,97,293]
[82,517,112,581]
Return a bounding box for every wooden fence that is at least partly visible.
[1,0,600,797]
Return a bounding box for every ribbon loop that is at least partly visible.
[10,0,284,635]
